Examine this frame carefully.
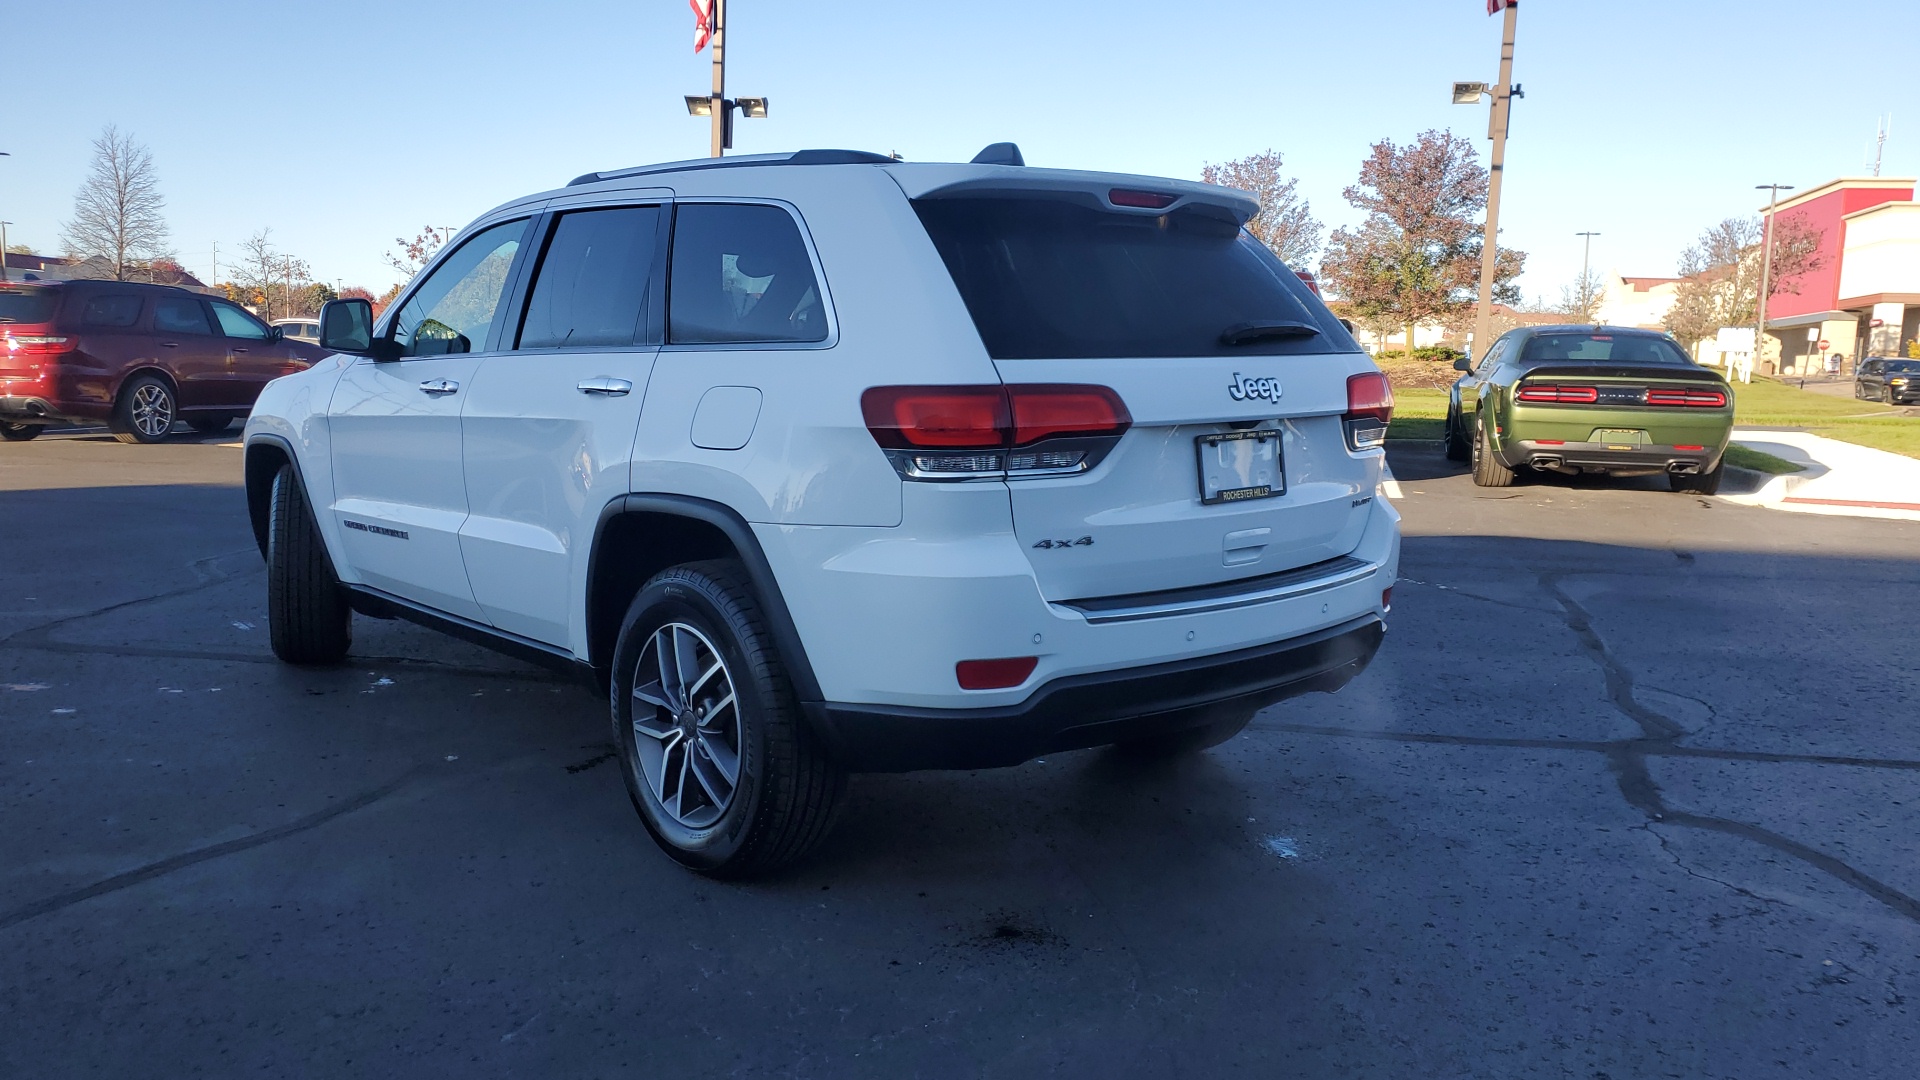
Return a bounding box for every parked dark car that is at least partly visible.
[1854,356,1918,405]
[0,280,325,443]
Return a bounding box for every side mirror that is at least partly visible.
[1452,356,1472,372]
[268,325,285,343]
[319,298,384,357]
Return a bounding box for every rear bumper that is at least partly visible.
[805,614,1385,771]
[1501,438,1726,474]
[0,394,69,425]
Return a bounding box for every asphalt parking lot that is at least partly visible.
[3,431,1917,1078]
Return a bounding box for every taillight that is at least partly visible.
[3,334,70,355]
[1645,387,1728,408]
[1344,371,1393,451]
[1294,269,1322,297]
[1108,188,1178,209]
[1515,384,1599,404]
[863,384,1131,480]
[955,656,1038,690]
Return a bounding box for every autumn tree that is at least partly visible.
[1661,216,1824,350]
[1318,130,1524,359]
[1200,150,1322,266]
[385,226,449,282]
[61,125,170,281]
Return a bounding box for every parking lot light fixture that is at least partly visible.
[685,96,713,117]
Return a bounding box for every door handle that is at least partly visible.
[232,347,250,354]
[419,379,460,395]
[159,342,180,348]
[577,377,633,396]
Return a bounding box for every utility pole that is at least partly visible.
[1755,183,1794,376]
[211,241,219,289]
[709,0,727,157]
[0,151,11,284]
[1470,1,1519,362]
[1576,231,1600,321]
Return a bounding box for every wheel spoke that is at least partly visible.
[631,707,677,741]
[671,742,692,820]
[652,628,684,711]
[695,730,739,786]
[697,691,736,730]
[672,626,704,699]
[632,678,674,712]
[686,659,726,700]
[688,738,734,805]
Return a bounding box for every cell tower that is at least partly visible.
[1868,115,1891,177]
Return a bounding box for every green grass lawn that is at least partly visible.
[1723,444,1804,474]
[1386,379,1918,459]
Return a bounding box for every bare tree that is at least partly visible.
[230,229,312,322]
[1557,268,1605,323]
[60,125,170,281]
[1200,150,1323,266]
[1661,216,1824,350]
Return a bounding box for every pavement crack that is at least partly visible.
[0,548,256,653]
[1542,573,1684,740]
[1642,821,1780,910]
[0,764,426,934]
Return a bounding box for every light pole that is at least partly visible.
[1576,231,1600,322]
[1755,183,1794,375]
[0,151,11,284]
[685,0,767,157]
[1458,1,1520,361]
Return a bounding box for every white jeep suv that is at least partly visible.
[243,145,1400,876]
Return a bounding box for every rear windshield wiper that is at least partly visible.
[1221,320,1321,346]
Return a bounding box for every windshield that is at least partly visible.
[0,287,61,324]
[1886,360,1918,374]
[912,197,1353,359]
[1519,332,1693,365]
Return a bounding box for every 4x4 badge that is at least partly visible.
[1032,536,1093,550]
[1227,373,1282,403]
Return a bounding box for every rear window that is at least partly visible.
[912,197,1350,360]
[82,294,144,328]
[1520,332,1692,365]
[0,288,61,324]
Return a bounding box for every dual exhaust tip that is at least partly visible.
[1522,455,1702,475]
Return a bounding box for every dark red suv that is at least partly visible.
[0,280,325,443]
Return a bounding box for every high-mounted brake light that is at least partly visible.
[1645,387,1728,408]
[1343,372,1393,451]
[1108,188,1178,209]
[863,384,1132,480]
[1516,384,1600,404]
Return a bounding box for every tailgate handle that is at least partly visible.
[1223,527,1270,567]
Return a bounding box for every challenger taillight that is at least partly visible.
[1344,372,1393,451]
[862,384,1131,480]
[1515,384,1599,404]
[1645,387,1728,408]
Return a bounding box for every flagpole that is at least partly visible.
[709,0,726,157]
[1471,0,1518,362]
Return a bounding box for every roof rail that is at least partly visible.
[567,148,896,187]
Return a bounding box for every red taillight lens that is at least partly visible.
[956,656,1038,690]
[1646,387,1728,408]
[1343,372,1393,451]
[1109,188,1178,209]
[1515,384,1599,404]
[861,386,1009,449]
[3,334,70,355]
[1008,385,1130,445]
[1294,269,1321,297]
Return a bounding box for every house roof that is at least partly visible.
[1618,276,1683,291]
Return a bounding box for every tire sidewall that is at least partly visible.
[610,573,772,871]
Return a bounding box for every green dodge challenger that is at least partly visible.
[1444,326,1735,494]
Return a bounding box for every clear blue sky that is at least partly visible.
[4,0,1916,300]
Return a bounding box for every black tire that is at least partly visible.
[0,421,41,442]
[267,465,352,664]
[1112,710,1255,759]
[110,374,178,444]
[1443,406,1470,461]
[1669,461,1724,495]
[1469,413,1514,487]
[1885,387,1896,406]
[186,413,237,435]
[611,559,845,878]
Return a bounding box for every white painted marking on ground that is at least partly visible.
[1379,461,1404,500]
[231,621,254,631]
[5,683,51,692]
[52,708,76,715]
[1260,835,1301,860]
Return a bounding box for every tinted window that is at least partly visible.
[392,220,526,357]
[1887,360,1918,374]
[210,301,271,340]
[913,198,1347,360]
[82,294,143,328]
[1519,333,1693,364]
[0,287,61,323]
[518,206,662,349]
[153,297,213,336]
[668,203,827,344]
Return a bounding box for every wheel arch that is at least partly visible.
[116,365,180,404]
[586,494,823,705]
[243,435,300,560]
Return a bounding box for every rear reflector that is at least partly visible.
[1381,587,1393,613]
[1344,371,1394,451]
[956,656,1038,690]
[1108,188,1178,209]
[1674,444,1705,451]
[1536,439,1565,445]
[1516,384,1599,404]
[1645,387,1729,408]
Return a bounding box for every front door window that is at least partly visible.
[391,221,527,357]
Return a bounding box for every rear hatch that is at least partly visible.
[0,284,66,381]
[907,179,1379,603]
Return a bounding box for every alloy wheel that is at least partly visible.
[630,622,743,828]
[131,383,174,438]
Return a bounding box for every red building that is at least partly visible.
[1763,177,1920,373]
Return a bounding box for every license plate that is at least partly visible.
[1197,430,1283,504]
[1590,428,1646,445]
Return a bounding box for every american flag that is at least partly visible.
[692,0,713,52]
[1487,0,1516,13]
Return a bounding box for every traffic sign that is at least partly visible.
[1817,339,1831,350]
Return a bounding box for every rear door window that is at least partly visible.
[153,297,214,336]
[517,206,664,349]
[210,301,272,340]
[912,197,1348,359]
[668,203,827,345]
[82,294,143,328]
